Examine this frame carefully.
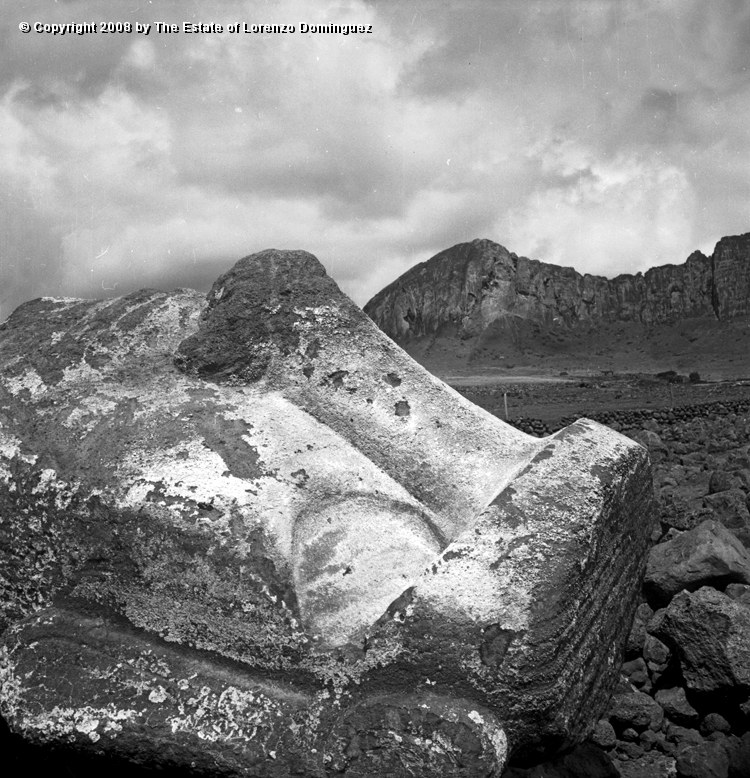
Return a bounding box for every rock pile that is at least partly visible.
[503,408,750,777]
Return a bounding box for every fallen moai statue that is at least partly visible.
[0,249,656,777]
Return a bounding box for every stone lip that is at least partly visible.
[0,249,656,776]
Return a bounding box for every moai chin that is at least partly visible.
[0,249,655,776]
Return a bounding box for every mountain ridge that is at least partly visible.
[363,234,750,378]
[365,234,750,338]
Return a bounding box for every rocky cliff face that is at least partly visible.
[364,234,750,343]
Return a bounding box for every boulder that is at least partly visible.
[666,723,705,749]
[626,602,654,655]
[612,751,676,778]
[590,719,617,750]
[644,520,750,606]
[703,489,750,526]
[630,430,666,453]
[650,587,750,694]
[675,740,729,778]
[621,657,650,689]
[607,688,664,732]
[643,634,671,666]
[654,687,699,726]
[700,713,731,735]
[616,740,645,760]
[725,583,750,607]
[0,250,656,776]
[734,468,750,493]
[709,470,736,494]
[724,733,750,778]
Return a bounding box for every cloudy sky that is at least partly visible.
[2,0,749,320]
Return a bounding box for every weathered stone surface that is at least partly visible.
[612,750,676,778]
[703,489,750,530]
[675,740,730,778]
[644,520,750,606]
[650,587,750,694]
[724,732,750,778]
[654,687,699,726]
[0,249,656,775]
[666,723,705,750]
[617,740,645,759]
[622,657,650,689]
[607,688,664,731]
[625,602,654,656]
[725,583,750,607]
[364,234,750,347]
[700,713,731,735]
[1,607,318,776]
[643,634,671,666]
[712,234,750,321]
[590,719,617,750]
[709,470,736,495]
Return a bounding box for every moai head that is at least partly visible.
[0,250,655,776]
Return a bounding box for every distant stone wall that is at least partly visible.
[504,398,750,438]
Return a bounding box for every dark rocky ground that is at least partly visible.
[453,376,750,778]
[398,313,750,384]
[453,374,750,434]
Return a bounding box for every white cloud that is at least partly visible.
[501,143,698,276]
[1,0,749,322]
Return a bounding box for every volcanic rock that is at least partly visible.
[703,489,750,529]
[643,634,671,666]
[654,687,699,726]
[612,750,677,778]
[364,234,750,352]
[643,520,750,606]
[724,733,750,778]
[674,740,730,778]
[700,713,731,735]
[709,470,736,495]
[625,602,654,656]
[725,583,750,607]
[607,688,664,731]
[622,657,649,688]
[666,723,705,750]
[650,587,750,694]
[590,719,617,750]
[0,250,656,776]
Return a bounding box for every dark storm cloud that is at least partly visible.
[2,4,131,98]
[0,185,68,311]
[2,0,750,321]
